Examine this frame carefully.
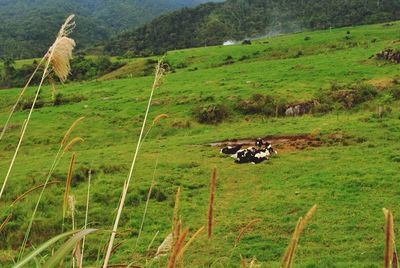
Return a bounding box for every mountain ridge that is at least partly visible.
[0,0,217,58]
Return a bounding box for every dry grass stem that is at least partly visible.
[172,187,181,244]
[0,56,45,141]
[0,214,13,233]
[147,230,160,252]
[136,158,159,248]
[63,137,84,153]
[155,233,173,259]
[235,219,262,247]
[12,181,61,206]
[102,61,164,268]
[168,228,189,268]
[280,204,317,268]
[383,208,396,268]
[177,226,205,261]
[208,167,217,239]
[0,14,76,201]
[64,153,76,218]
[240,255,247,268]
[61,117,85,146]
[80,169,91,268]
[152,114,169,125]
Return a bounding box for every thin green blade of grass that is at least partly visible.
[14,229,83,268]
[42,229,97,268]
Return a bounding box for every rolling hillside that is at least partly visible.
[1,21,400,266]
[0,0,218,58]
[105,0,400,56]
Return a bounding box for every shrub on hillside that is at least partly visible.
[389,86,400,100]
[53,93,87,106]
[317,83,378,109]
[235,94,286,116]
[192,104,230,124]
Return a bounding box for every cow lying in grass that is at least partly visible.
[220,139,277,164]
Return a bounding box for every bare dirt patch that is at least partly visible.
[210,134,323,153]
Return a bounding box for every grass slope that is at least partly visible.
[1,21,400,267]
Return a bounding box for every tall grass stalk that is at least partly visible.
[172,187,181,245]
[135,158,159,248]
[167,228,189,268]
[80,169,92,267]
[0,57,45,141]
[63,153,76,221]
[208,167,217,239]
[383,208,397,268]
[0,14,75,200]
[280,204,317,268]
[18,117,84,260]
[0,181,60,233]
[102,60,164,268]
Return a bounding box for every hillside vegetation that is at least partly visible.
[0,0,216,58]
[105,0,400,56]
[1,21,400,267]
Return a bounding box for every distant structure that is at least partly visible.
[223,40,235,46]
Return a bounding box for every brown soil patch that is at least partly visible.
[210,134,323,153]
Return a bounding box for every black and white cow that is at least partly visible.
[220,145,242,155]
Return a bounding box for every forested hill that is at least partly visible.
[105,0,400,56]
[0,0,217,59]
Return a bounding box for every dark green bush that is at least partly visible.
[235,94,286,116]
[53,93,87,106]
[317,83,378,109]
[192,104,230,124]
[389,86,400,100]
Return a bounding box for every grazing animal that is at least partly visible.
[233,147,269,164]
[265,143,278,155]
[255,138,264,148]
[220,145,242,155]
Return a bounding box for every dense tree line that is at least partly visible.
[0,55,124,89]
[104,0,400,56]
[0,0,216,59]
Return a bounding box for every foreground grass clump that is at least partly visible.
[2,20,400,266]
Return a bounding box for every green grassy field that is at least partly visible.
[1,21,400,267]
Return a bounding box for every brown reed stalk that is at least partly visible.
[173,187,181,244]
[61,117,85,146]
[19,118,84,259]
[63,153,76,218]
[102,60,164,268]
[139,113,169,150]
[240,255,247,268]
[208,167,217,239]
[177,226,205,261]
[280,204,317,268]
[0,214,12,233]
[12,181,61,206]
[168,228,189,268]
[63,137,84,153]
[152,114,169,125]
[384,208,395,268]
[0,14,76,201]
[235,219,262,247]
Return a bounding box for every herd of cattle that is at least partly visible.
[220,138,277,164]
